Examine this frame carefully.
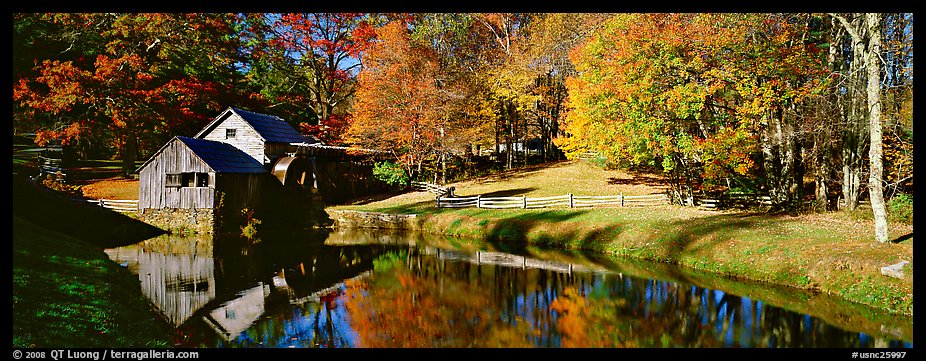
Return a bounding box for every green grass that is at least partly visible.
[329,160,914,315]
[13,216,174,348]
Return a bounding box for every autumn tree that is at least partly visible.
[408,13,499,181]
[558,14,830,206]
[346,21,450,181]
[880,13,913,199]
[14,13,253,175]
[244,13,376,144]
[507,13,610,163]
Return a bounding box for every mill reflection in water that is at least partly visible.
[104,229,913,348]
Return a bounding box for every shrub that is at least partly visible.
[240,208,262,241]
[373,161,409,190]
[40,173,82,197]
[888,193,913,224]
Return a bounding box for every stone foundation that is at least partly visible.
[138,208,216,235]
[327,210,420,230]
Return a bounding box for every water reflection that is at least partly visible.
[104,236,215,326]
[104,230,913,348]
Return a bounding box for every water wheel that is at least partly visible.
[271,156,310,187]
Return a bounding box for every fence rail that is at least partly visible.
[81,198,139,212]
[436,193,669,209]
[694,193,774,209]
[411,181,455,197]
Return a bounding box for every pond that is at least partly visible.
[104,227,913,348]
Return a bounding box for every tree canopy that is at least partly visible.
[13,12,913,241]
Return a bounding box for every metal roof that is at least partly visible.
[230,107,319,144]
[175,136,267,173]
[194,107,321,144]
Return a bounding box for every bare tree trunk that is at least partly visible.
[440,152,447,184]
[832,12,889,243]
[522,112,528,167]
[506,100,515,169]
[865,13,889,243]
[778,110,796,206]
[813,135,830,211]
[840,17,867,211]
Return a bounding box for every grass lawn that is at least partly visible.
[73,159,915,315]
[13,216,174,348]
[331,160,914,315]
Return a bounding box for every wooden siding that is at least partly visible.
[264,142,303,166]
[201,113,267,165]
[139,138,216,209]
[214,173,269,214]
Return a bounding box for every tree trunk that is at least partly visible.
[841,18,867,211]
[832,12,890,243]
[760,112,780,203]
[522,112,528,167]
[121,132,137,176]
[813,127,831,211]
[440,152,447,184]
[777,110,796,206]
[865,13,889,243]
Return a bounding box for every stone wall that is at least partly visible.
[327,210,420,230]
[138,208,216,235]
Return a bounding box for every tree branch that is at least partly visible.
[830,13,863,43]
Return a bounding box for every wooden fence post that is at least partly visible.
[476,195,482,208]
[620,192,624,207]
[99,199,105,208]
[568,193,574,208]
[523,195,527,209]
[436,196,441,208]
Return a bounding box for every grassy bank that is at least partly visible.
[13,216,174,347]
[332,160,914,315]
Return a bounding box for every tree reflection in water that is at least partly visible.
[106,231,912,348]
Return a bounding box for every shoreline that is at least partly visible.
[327,208,914,317]
[12,216,175,348]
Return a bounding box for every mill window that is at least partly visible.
[166,172,209,188]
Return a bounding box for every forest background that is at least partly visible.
[13,13,913,242]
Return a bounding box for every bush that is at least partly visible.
[240,208,262,241]
[888,193,913,224]
[373,161,409,190]
[40,173,82,198]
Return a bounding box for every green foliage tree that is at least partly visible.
[372,161,410,190]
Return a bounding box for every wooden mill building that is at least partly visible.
[136,107,384,233]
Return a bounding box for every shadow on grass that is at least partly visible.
[341,191,406,206]
[469,187,537,198]
[890,232,913,244]
[479,209,593,253]
[657,213,768,260]
[13,174,166,248]
[469,161,569,184]
[607,173,669,187]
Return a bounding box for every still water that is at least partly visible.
[104,228,913,348]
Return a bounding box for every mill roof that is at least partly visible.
[194,107,320,144]
[135,136,267,174]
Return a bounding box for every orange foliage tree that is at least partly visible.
[14,13,253,174]
[346,21,466,181]
[558,14,828,204]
